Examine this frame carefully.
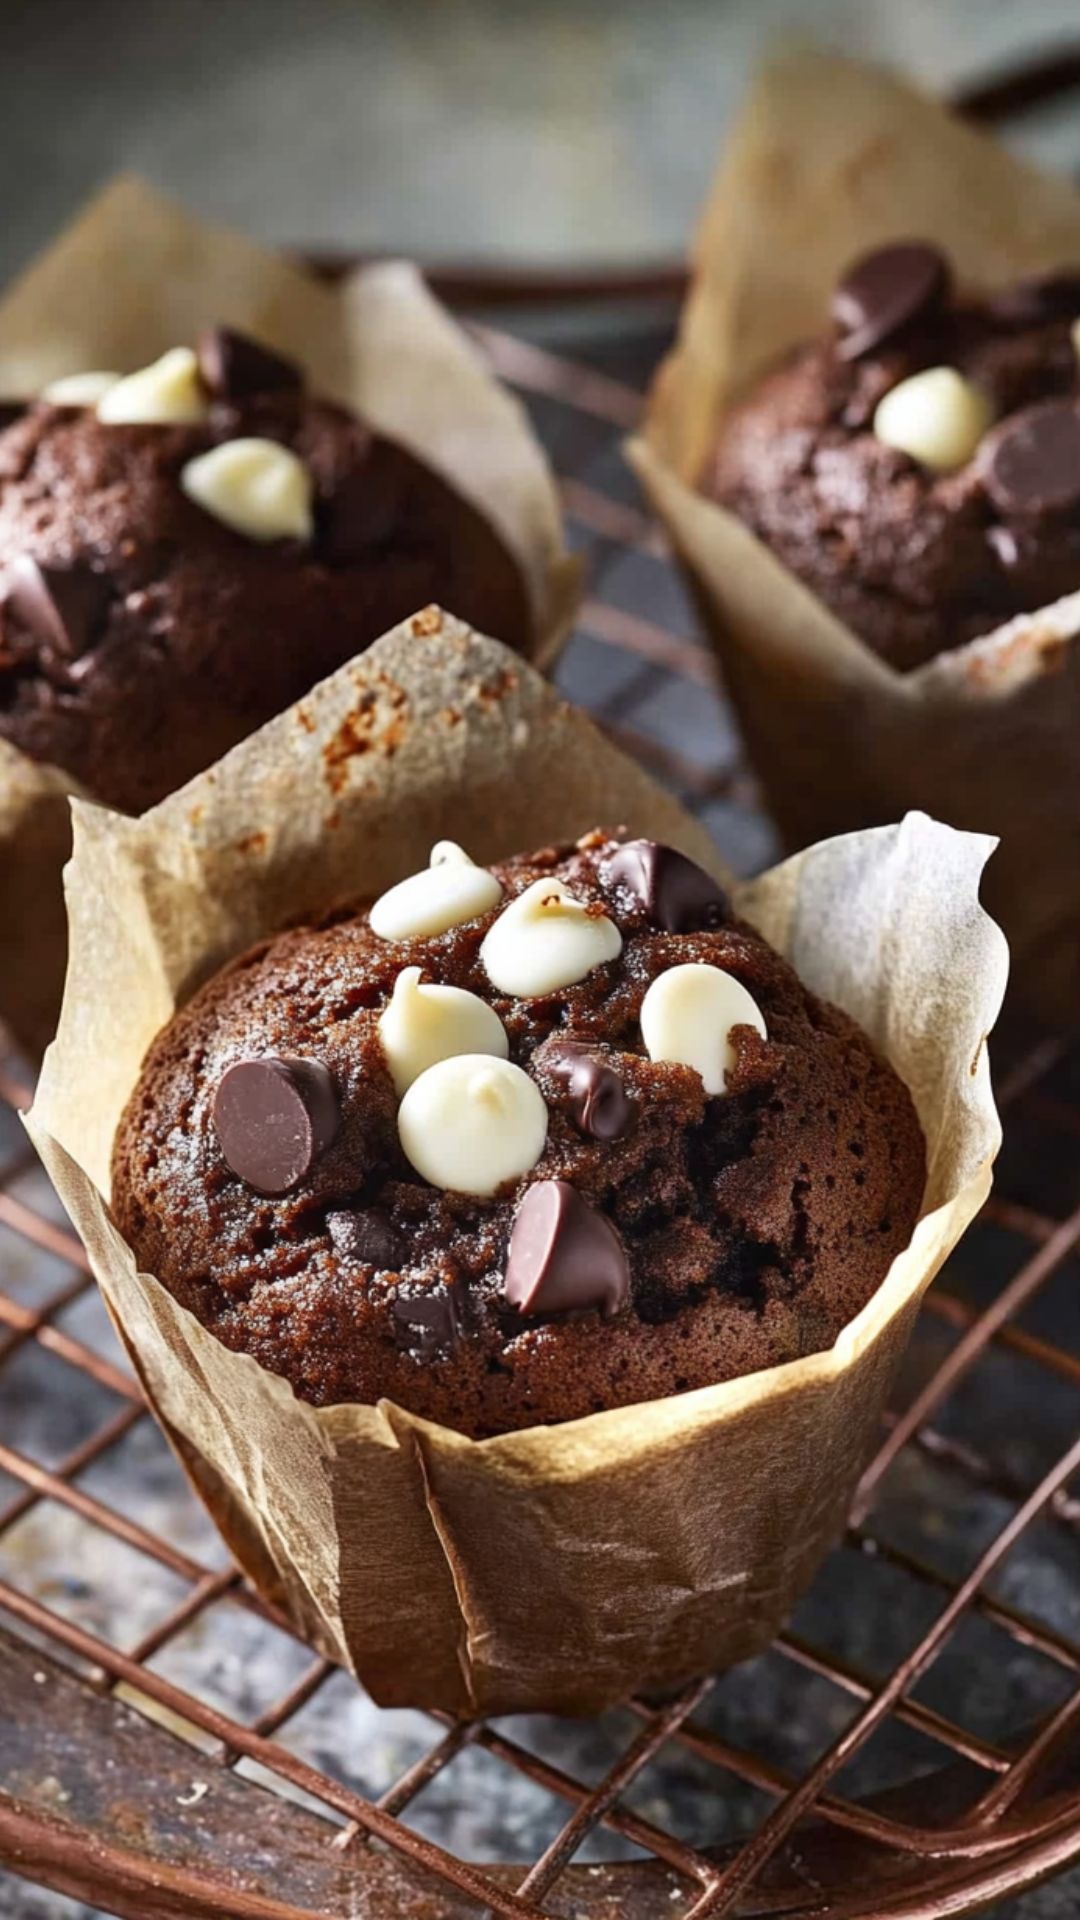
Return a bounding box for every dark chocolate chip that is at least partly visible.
[0,400,26,433]
[543,1041,633,1142]
[392,1280,466,1355]
[317,456,395,565]
[213,1056,339,1194]
[832,242,950,361]
[328,1206,401,1269]
[197,326,303,401]
[980,400,1080,515]
[2,555,110,660]
[602,839,730,934]
[985,271,1080,329]
[504,1179,629,1319]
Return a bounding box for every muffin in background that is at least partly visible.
[0,328,531,813]
[704,243,1080,672]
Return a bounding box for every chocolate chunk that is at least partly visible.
[832,242,950,361]
[0,400,26,433]
[328,1206,401,1269]
[504,1180,629,1318]
[602,839,729,934]
[213,1056,339,1194]
[980,401,1080,515]
[543,1041,633,1141]
[986,271,1080,329]
[317,455,395,565]
[2,555,109,659]
[392,1280,466,1354]
[197,326,303,401]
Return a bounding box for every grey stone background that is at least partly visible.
[3,0,1080,283]
[1,2,1079,1916]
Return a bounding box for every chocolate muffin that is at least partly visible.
[111,829,925,1438]
[0,330,531,812]
[704,243,1080,671]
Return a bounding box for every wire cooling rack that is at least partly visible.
[3,55,1080,1920]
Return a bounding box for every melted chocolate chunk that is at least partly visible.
[980,400,1080,515]
[317,458,396,564]
[602,839,729,934]
[197,326,304,401]
[504,1180,629,1319]
[392,1280,466,1355]
[213,1056,339,1194]
[831,241,950,362]
[3,555,109,660]
[328,1206,401,1269]
[542,1040,633,1141]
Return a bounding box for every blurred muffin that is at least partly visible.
[0,329,531,811]
[704,243,1080,670]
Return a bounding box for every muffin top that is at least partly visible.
[111,829,925,1438]
[0,330,531,812]
[704,244,1080,671]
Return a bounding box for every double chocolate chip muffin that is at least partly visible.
[0,330,530,812]
[704,242,1080,670]
[112,829,925,1438]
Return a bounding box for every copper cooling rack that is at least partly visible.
[4,53,1080,1920]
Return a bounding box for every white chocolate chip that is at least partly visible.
[640,963,766,1096]
[481,878,622,998]
[42,371,121,407]
[97,347,209,426]
[398,1054,547,1194]
[180,438,313,542]
[378,965,508,1096]
[872,366,992,472]
[370,844,502,942]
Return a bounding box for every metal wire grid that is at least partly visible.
[0,320,1079,1920]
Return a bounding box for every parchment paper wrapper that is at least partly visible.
[630,49,1080,1024]
[0,176,579,1062]
[27,610,1007,1717]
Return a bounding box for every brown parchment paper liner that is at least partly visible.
[27,611,1007,1717]
[629,48,1080,1024]
[0,176,580,1061]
